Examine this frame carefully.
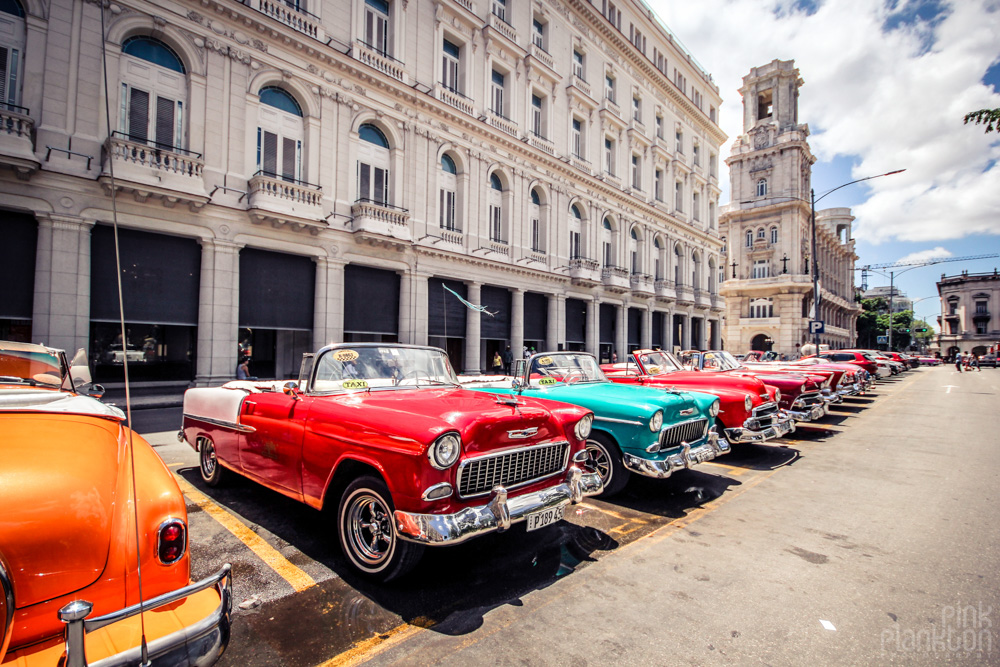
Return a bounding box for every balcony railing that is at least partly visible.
[570,154,591,174]
[675,284,694,304]
[694,289,711,308]
[488,12,517,41]
[439,228,464,245]
[102,134,206,201]
[486,111,518,138]
[654,279,676,300]
[601,265,630,292]
[452,0,473,11]
[436,84,475,116]
[352,41,406,83]
[529,43,554,69]
[489,240,510,256]
[568,256,600,284]
[255,0,322,39]
[630,273,654,297]
[568,74,591,98]
[527,132,554,155]
[601,97,621,118]
[351,199,411,242]
[248,171,323,221]
[0,104,38,176]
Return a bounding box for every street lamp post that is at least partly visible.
[807,170,905,354]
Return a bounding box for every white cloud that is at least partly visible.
[896,246,954,263]
[649,0,1000,244]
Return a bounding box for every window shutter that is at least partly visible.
[359,162,370,200]
[128,88,150,142]
[373,167,387,204]
[0,47,7,105]
[282,136,297,181]
[155,96,175,148]
[262,130,278,176]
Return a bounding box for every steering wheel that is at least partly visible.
[562,370,585,384]
[395,369,422,386]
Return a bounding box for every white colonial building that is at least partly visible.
[936,270,1000,359]
[0,0,725,385]
[718,59,860,356]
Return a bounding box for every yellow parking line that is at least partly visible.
[701,461,748,476]
[577,502,649,523]
[174,474,316,593]
[315,623,426,667]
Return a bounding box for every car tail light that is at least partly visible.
[157,519,187,565]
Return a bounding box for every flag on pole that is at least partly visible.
[443,284,497,317]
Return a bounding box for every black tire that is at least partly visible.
[584,432,629,497]
[199,437,227,487]
[338,475,424,582]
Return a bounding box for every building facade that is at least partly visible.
[936,270,1000,359]
[861,286,912,314]
[718,59,860,356]
[0,0,726,385]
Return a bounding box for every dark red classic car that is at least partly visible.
[181,343,602,581]
[601,349,795,447]
[678,350,829,422]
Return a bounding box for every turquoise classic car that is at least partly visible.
[464,351,727,496]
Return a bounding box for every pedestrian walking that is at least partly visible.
[236,355,257,380]
[502,345,514,375]
[955,352,963,372]
[611,350,618,364]
[973,355,981,372]
[492,351,503,374]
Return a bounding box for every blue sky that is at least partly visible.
[649,0,1000,332]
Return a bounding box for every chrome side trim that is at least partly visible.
[594,415,643,426]
[183,413,256,434]
[395,467,602,545]
[59,564,233,667]
[421,482,454,501]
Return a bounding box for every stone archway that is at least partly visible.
[751,333,773,352]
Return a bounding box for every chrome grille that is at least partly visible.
[798,391,823,406]
[659,418,709,449]
[751,402,779,427]
[458,441,569,498]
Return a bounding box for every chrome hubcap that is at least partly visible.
[584,440,612,483]
[347,494,393,566]
[201,442,216,477]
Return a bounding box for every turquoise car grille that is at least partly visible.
[458,441,569,498]
[659,418,709,449]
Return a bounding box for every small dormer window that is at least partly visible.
[757,89,773,120]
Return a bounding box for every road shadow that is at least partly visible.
[830,404,866,414]
[816,412,852,425]
[598,468,742,519]
[722,442,801,471]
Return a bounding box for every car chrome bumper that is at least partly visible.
[55,564,232,667]
[621,432,728,479]
[394,466,602,546]
[724,414,796,443]
[787,402,828,421]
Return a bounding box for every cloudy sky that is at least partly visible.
[647,0,1000,329]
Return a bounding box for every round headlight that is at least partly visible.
[744,395,753,412]
[709,400,720,417]
[649,410,663,432]
[428,432,461,469]
[774,389,781,404]
[575,413,593,440]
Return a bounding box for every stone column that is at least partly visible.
[398,270,412,344]
[682,312,691,350]
[547,293,564,351]
[411,271,430,346]
[642,304,653,349]
[615,303,627,358]
[464,282,482,374]
[511,287,524,357]
[313,256,345,348]
[585,297,599,356]
[195,239,243,386]
[32,214,95,354]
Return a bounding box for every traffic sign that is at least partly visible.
[877,335,888,344]
[809,320,825,334]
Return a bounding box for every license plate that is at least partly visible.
[524,504,565,532]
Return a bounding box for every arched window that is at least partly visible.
[708,258,716,293]
[569,204,583,258]
[629,227,640,274]
[439,153,458,231]
[674,244,683,285]
[119,36,188,151]
[653,237,663,280]
[601,217,614,267]
[357,123,390,204]
[489,173,505,242]
[0,0,26,110]
[757,178,767,197]
[745,229,753,247]
[770,226,778,244]
[691,251,701,290]
[756,227,766,240]
[529,188,544,252]
[255,86,304,182]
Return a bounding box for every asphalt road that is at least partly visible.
[141,366,999,666]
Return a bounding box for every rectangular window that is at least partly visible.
[692,192,700,221]
[358,162,388,204]
[570,231,581,258]
[491,70,504,116]
[572,118,583,157]
[492,0,506,22]
[0,45,21,108]
[604,138,614,175]
[603,241,612,267]
[573,50,585,79]
[710,106,717,123]
[631,154,640,189]
[675,129,683,153]
[605,75,615,103]
[655,169,663,201]
[532,94,543,137]
[674,182,682,211]
[531,218,541,251]
[655,115,663,139]
[439,189,456,230]
[442,39,460,92]
[364,0,389,55]
[753,260,769,279]
[632,95,641,122]
[693,143,700,166]
[490,205,502,241]
[532,19,545,49]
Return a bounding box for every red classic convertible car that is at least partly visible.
[181,343,603,581]
[601,349,795,447]
[678,350,829,422]
[0,341,231,666]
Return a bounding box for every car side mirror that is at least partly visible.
[283,381,301,400]
[511,377,523,391]
[88,384,106,399]
[68,348,94,391]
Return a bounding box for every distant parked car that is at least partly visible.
[917,356,943,366]
[980,354,998,368]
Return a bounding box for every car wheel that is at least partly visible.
[584,432,628,497]
[338,476,424,582]
[199,438,226,487]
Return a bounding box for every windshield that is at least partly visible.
[527,353,607,385]
[0,347,65,389]
[312,346,458,392]
[634,351,684,375]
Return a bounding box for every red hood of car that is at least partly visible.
[0,414,120,608]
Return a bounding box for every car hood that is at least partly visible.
[318,386,568,455]
[518,381,702,423]
[0,414,120,607]
[643,370,766,397]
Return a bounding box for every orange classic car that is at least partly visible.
[0,341,231,666]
